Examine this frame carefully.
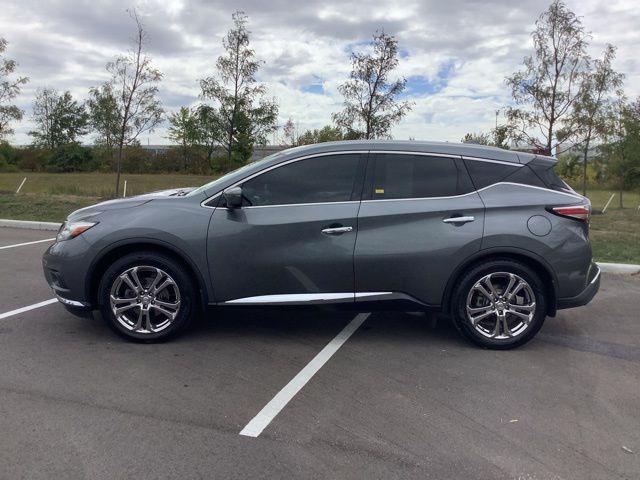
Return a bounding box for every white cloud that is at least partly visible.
[0,0,638,145]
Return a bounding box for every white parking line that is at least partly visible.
[239,312,370,438]
[0,298,58,320]
[0,238,55,250]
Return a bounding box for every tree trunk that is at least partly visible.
[115,143,123,197]
[581,138,590,196]
[183,143,188,172]
[226,128,233,172]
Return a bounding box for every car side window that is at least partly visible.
[241,154,361,206]
[370,154,474,199]
[463,159,546,190]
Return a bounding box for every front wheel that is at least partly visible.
[452,259,547,349]
[98,251,196,342]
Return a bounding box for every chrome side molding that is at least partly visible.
[222,291,398,305]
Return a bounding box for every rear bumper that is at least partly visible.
[557,264,601,310]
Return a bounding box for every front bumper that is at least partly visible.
[557,264,601,310]
[42,240,94,310]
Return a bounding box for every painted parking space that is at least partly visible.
[1,226,639,478]
[0,230,57,312]
[0,227,56,248]
[256,278,640,479]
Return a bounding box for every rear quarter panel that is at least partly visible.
[478,183,592,298]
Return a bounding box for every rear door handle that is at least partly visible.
[321,226,353,235]
[443,216,475,224]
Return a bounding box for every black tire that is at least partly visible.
[98,251,196,342]
[451,259,547,350]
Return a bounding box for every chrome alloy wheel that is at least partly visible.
[109,266,181,334]
[465,272,536,340]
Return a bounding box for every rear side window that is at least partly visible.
[369,154,474,199]
[528,162,575,193]
[463,159,546,190]
[241,154,361,206]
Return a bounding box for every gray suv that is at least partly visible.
[43,141,600,349]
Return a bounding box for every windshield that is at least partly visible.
[187,151,287,197]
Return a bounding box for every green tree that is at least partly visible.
[571,45,624,195]
[461,132,490,145]
[461,125,510,149]
[199,11,278,170]
[333,31,411,139]
[603,99,640,208]
[103,9,164,195]
[0,37,28,140]
[505,0,590,155]
[194,104,223,167]
[87,83,120,152]
[167,106,199,171]
[297,125,346,145]
[29,88,89,148]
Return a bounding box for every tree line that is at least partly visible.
[1,1,639,199]
[460,2,639,200]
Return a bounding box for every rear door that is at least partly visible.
[207,152,367,304]
[354,152,485,306]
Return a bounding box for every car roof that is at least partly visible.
[275,140,543,164]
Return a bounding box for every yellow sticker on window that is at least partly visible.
[375,188,385,194]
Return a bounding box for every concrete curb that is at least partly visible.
[597,262,640,274]
[1,218,640,274]
[0,219,62,231]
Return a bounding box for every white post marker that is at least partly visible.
[602,193,616,213]
[0,298,58,320]
[239,312,370,438]
[16,177,27,194]
[123,180,127,198]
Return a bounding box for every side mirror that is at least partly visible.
[223,186,243,209]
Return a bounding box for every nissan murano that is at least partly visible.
[43,141,600,349]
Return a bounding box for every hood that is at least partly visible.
[67,187,196,221]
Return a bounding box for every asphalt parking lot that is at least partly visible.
[1,226,639,480]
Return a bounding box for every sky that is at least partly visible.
[1,0,639,145]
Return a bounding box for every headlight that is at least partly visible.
[56,220,98,242]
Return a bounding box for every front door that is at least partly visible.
[207,152,366,304]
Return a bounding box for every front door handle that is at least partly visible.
[443,216,475,224]
[321,226,353,235]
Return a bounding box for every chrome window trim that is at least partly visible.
[490,181,584,200]
[361,190,479,203]
[200,150,369,208]
[199,148,580,208]
[243,200,360,210]
[461,155,525,167]
[360,181,584,203]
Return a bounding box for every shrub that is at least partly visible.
[45,144,97,172]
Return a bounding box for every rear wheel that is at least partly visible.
[452,259,547,349]
[98,251,196,342]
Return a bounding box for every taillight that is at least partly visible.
[550,205,591,221]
